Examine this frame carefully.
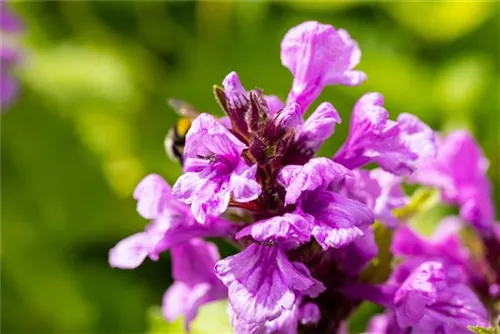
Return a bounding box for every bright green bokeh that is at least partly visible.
[1,1,499,333]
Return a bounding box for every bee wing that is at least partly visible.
[168,98,200,119]
[164,128,177,160]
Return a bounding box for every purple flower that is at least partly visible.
[109,174,236,269]
[264,95,285,116]
[228,301,320,334]
[162,238,226,331]
[279,158,374,250]
[410,131,495,235]
[215,243,325,324]
[281,21,366,112]
[1,0,23,110]
[341,168,407,228]
[269,102,303,134]
[223,71,284,117]
[111,19,496,333]
[346,261,489,333]
[0,0,23,32]
[284,102,341,164]
[172,113,261,223]
[392,217,471,270]
[333,93,436,176]
[326,227,378,277]
[236,213,312,251]
[392,261,489,333]
[295,102,341,153]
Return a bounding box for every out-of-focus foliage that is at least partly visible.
[1,1,499,333]
[147,301,232,334]
[467,325,497,334]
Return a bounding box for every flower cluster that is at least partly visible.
[0,0,23,110]
[110,21,499,333]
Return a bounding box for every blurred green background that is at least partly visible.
[1,1,499,333]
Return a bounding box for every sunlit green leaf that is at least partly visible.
[359,221,394,284]
[146,301,232,334]
[468,325,496,334]
[392,188,440,222]
[385,2,495,42]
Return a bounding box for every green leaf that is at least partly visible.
[146,300,232,334]
[467,325,497,334]
[392,188,440,222]
[385,2,495,42]
[359,221,394,284]
[146,306,183,334]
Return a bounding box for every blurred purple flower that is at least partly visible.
[334,93,436,176]
[391,217,471,270]
[109,174,236,269]
[341,168,407,228]
[162,238,227,331]
[346,261,489,333]
[0,0,23,110]
[411,130,495,236]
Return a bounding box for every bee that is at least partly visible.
[164,98,200,165]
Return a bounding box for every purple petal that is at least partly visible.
[342,169,406,228]
[229,162,261,203]
[0,1,23,32]
[341,169,381,212]
[391,217,471,270]
[299,302,320,325]
[305,191,374,249]
[173,113,260,223]
[149,213,237,261]
[277,165,302,188]
[218,115,232,129]
[370,169,407,228]
[281,21,366,112]
[162,239,226,330]
[223,71,283,118]
[0,70,18,109]
[334,93,436,176]
[184,113,247,159]
[173,170,231,223]
[236,213,311,250]
[264,95,285,116]
[228,303,300,334]
[223,71,247,99]
[190,177,231,224]
[394,262,443,328]
[393,261,489,333]
[109,232,152,269]
[397,113,436,164]
[327,227,378,276]
[295,102,341,153]
[162,282,211,329]
[215,243,324,323]
[228,304,265,334]
[1,45,21,63]
[281,157,352,205]
[367,314,390,334]
[411,131,495,235]
[133,174,173,220]
[170,238,220,284]
[271,103,303,131]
